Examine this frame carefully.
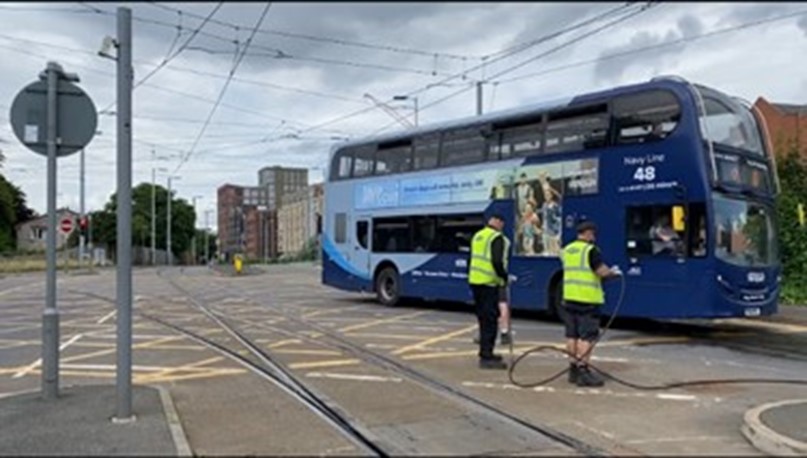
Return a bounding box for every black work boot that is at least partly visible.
[575,365,605,387]
[479,358,507,370]
[568,364,581,384]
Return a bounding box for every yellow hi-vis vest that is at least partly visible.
[468,227,509,287]
[562,240,604,305]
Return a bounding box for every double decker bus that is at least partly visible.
[321,76,780,319]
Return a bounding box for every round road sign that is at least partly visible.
[9,79,97,158]
[60,217,74,235]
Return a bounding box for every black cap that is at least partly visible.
[489,213,505,222]
[576,220,597,234]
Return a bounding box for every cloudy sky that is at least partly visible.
[1,2,806,231]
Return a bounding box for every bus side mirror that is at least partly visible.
[672,206,686,232]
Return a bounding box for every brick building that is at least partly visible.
[753,97,807,159]
[217,166,308,261]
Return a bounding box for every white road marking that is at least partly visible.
[96,310,116,325]
[462,381,704,402]
[13,334,83,378]
[305,372,403,383]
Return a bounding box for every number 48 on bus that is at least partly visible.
[633,166,656,181]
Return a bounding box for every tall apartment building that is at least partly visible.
[217,166,308,261]
[278,183,324,257]
[753,97,807,159]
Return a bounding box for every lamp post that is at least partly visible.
[204,209,213,266]
[393,95,419,126]
[166,175,181,266]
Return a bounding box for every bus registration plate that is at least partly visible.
[744,307,761,317]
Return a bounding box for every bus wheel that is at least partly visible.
[376,267,400,307]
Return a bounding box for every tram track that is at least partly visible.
[158,271,608,457]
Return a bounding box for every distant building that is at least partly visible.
[278,183,324,258]
[15,208,79,252]
[217,166,308,261]
[753,97,807,159]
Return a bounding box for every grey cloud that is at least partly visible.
[593,14,703,83]
[799,15,807,36]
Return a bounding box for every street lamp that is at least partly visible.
[393,95,419,127]
[191,195,203,265]
[166,175,181,266]
[204,208,214,266]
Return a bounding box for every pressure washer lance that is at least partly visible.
[508,267,807,390]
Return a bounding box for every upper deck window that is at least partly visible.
[441,127,486,166]
[376,140,413,175]
[331,150,353,180]
[698,90,765,157]
[413,133,441,170]
[545,105,609,154]
[352,145,375,178]
[613,90,681,145]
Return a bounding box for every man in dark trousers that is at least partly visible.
[561,221,622,386]
[468,214,512,370]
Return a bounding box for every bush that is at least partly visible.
[776,149,807,305]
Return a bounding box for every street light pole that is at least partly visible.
[79,148,85,269]
[166,176,178,266]
[204,209,213,266]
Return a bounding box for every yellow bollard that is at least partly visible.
[234,255,243,275]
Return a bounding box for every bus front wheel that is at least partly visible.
[376,267,400,307]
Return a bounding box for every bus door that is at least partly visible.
[351,215,372,278]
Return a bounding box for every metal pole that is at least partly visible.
[167,177,172,267]
[42,61,60,400]
[79,148,85,269]
[414,97,419,127]
[151,167,156,266]
[476,81,483,116]
[114,6,134,422]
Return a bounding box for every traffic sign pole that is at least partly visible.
[43,62,60,400]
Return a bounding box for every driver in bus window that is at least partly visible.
[649,214,681,255]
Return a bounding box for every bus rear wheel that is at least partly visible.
[376,267,400,307]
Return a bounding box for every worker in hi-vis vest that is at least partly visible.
[560,220,622,387]
[468,213,516,370]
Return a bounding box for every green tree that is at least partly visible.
[89,183,197,261]
[0,173,35,252]
[776,148,807,304]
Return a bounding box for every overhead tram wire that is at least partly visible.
[98,2,224,114]
[226,2,646,150]
[493,6,807,85]
[367,2,657,137]
[78,2,470,80]
[174,2,273,174]
[146,1,478,62]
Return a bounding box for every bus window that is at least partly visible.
[412,216,436,252]
[545,105,609,154]
[486,132,504,161]
[441,127,485,166]
[376,141,413,175]
[436,214,485,253]
[356,221,369,249]
[613,90,681,145]
[373,217,411,253]
[353,146,375,177]
[688,203,707,258]
[502,122,543,158]
[413,133,440,170]
[332,151,353,180]
[699,90,764,156]
[334,213,347,244]
[626,205,686,257]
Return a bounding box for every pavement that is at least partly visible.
[0,384,187,456]
[742,399,807,456]
[2,265,807,455]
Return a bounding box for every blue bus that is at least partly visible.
[321,76,780,319]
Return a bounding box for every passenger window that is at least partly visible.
[332,151,353,180]
[626,205,687,258]
[372,217,411,253]
[375,141,412,175]
[356,221,369,249]
[352,146,375,177]
[613,90,681,145]
[545,105,609,154]
[441,127,486,166]
[501,121,543,158]
[413,133,440,170]
[334,213,347,244]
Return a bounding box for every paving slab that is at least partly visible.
[0,384,183,456]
